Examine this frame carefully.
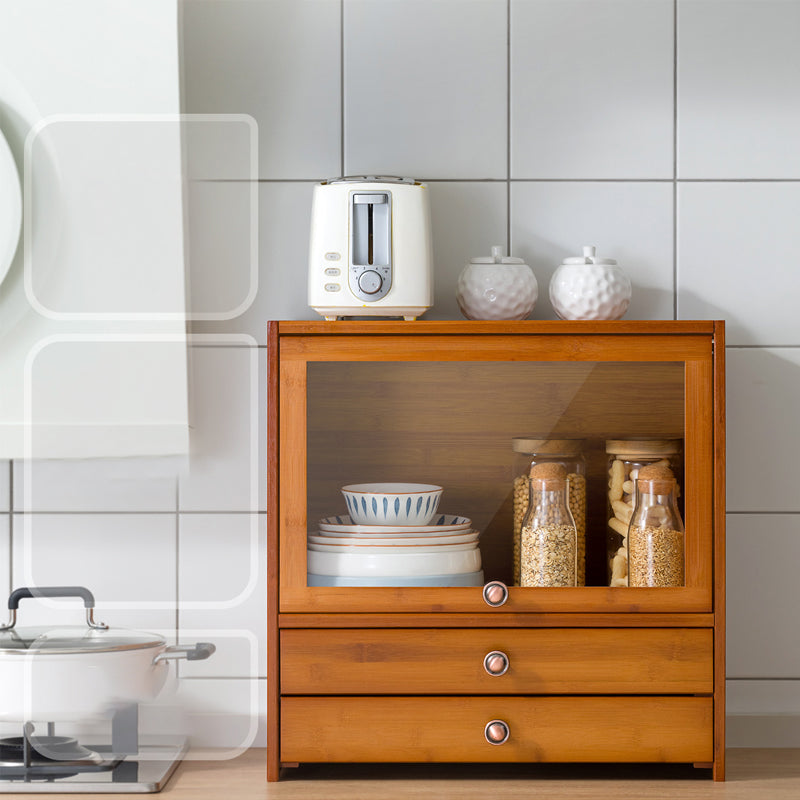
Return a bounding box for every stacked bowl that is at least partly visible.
[308,483,483,587]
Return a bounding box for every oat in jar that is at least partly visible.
[512,438,586,586]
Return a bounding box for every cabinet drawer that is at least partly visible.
[280,628,712,695]
[281,696,713,764]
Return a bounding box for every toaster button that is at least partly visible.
[324,267,341,277]
[324,283,341,292]
[325,252,341,261]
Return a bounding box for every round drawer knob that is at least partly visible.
[482,581,509,608]
[483,650,509,677]
[484,719,510,745]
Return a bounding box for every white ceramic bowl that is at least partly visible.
[307,545,481,577]
[318,514,471,535]
[341,483,443,526]
[307,571,485,587]
[309,531,480,547]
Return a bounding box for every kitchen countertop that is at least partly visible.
[3,749,800,799]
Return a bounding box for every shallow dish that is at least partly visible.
[308,541,477,554]
[307,571,485,587]
[318,514,471,535]
[309,531,480,547]
[307,545,481,577]
[341,483,442,526]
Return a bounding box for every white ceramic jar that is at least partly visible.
[456,246,537,321]
[549,245,631,321]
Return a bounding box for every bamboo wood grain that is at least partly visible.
[280,696,713,764]
[713,321,727,781]
[266,321,281,782]
[280,628,713,695]
[274,320,717,336]
[278,612,716,628]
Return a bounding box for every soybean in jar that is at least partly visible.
[512,438,586,586]
[605,439,683,588]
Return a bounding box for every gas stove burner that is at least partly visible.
[0,735,105,766]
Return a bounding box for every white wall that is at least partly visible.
[2,0,799,751]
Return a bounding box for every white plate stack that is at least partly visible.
[307,514,483,587]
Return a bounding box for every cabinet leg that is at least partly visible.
[281,762,300,769]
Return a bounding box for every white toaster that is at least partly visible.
[308,176,433,320]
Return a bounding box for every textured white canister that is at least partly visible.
[456,246,537,321]
[549,245,632,321]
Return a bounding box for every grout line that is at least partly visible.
[340,0,345,177]
[672,0,678,321]
[728,677,800,682]
[195,177,800,184]
[726,344,800,349]
[727,511,800,516]
[506,0,511,256]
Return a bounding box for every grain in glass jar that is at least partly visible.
[512,438,586,586]
[520,463,577,587]
[605,439,682,587]
[627,464,685,587]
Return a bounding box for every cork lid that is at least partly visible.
[529,461,567,489]
[636,463,676,494]
[512,438,583,456]
[605,439,681,457]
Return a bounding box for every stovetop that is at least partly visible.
[0,740,187,793]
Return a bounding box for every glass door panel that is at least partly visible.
[305,361,685,590]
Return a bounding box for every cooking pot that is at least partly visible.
[0,586,215,722]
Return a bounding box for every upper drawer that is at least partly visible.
[280,627,713,695]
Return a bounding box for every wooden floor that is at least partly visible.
[3,749,797,798]
[163,749,800,800]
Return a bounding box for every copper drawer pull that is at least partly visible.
[484,719,510,745]
[483,650,509,676]
[482,581,508,608]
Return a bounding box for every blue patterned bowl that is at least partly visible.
[341,483,443,526]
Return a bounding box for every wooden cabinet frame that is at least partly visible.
[267,320,725,782]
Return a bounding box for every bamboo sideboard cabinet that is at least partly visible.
[266,320,726,782]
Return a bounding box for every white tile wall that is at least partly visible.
[511,0,674,179]
[727,514,800,677]
[511,182,675,320]
[726,349,800,514]
[11,513,177,633]
[179,343,262,512]
[0,515,9,606]
[192,182,316,342]
[5,0,800,750]
[678,184,800,346]
[180,0,341,180]
[344,0,507,179]
[678,0,800,179]
[13,458,178,513]
[185,179,258,321]
[175,677,266,753]
[178,513,266,678]
[0,462,9,512]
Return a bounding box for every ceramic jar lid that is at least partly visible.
[561,245,616,266]
[470,245,527,265]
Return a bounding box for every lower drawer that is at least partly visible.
[281,696,713,764]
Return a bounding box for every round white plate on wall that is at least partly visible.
[0,124,22,288]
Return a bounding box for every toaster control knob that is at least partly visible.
[358,270,383,295]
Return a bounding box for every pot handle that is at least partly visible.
[153,642,216,665]
[1,586,107,631]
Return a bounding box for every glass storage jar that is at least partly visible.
[627,465,685,587]
[512,438,586,586]
[605,439,682,587]
[520,463,577,587]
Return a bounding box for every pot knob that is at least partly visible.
[483,650,510,676]
[482,581,509,608]
[484,719,510,745]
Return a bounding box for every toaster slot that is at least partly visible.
[349,191,392,302]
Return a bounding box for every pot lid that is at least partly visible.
[562,245,617,266]
[0,626,166,655]
[470,245,526,265]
